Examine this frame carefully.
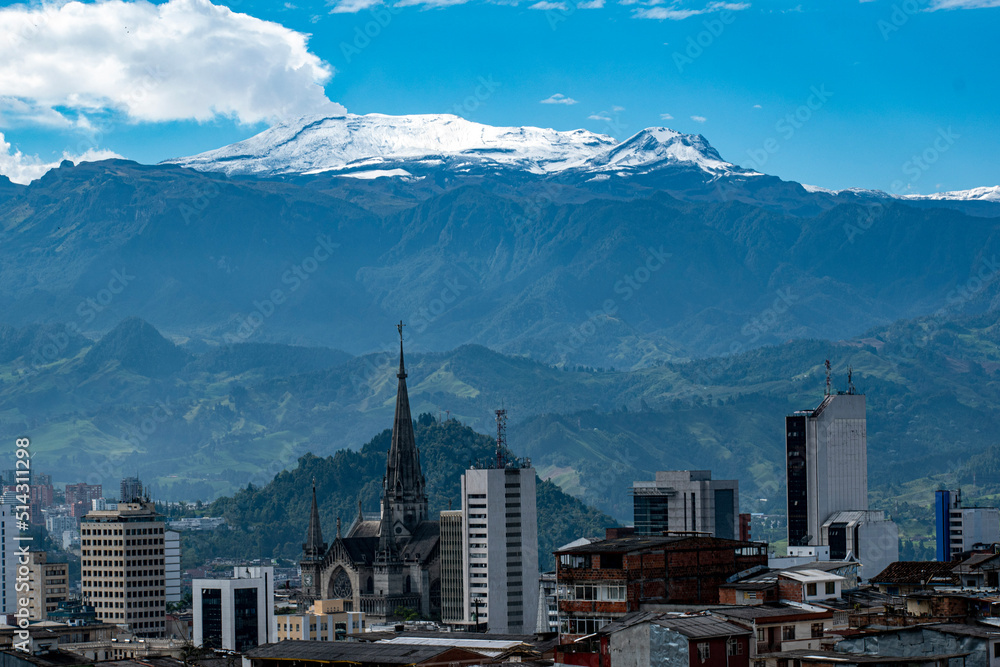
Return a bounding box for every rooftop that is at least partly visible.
[246,641,486,663]
[711,604,832,622]
[557,534,763,555]
[870,561,959,586]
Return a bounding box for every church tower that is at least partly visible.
[380,322,428,544]
[300,483,326,599]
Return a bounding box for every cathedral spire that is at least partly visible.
[303,481,326,558]
[382,321,428,535]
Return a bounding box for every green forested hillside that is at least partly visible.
[4,308,1000,556]
[183,415,614,571]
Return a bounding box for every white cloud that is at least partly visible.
[0,0,343,127]
[530,0,567,7]
[612,105,625,112]
[634,1,750,19]
[752,104,762,109]
[0,132,123,185]
[396,0,472,8]
[540,93,579,105]
[577,0,605,7]
[660,113,674,120]
[928,0,1000,7]
[588,113,612,121]
[330,0,384,11]
[690,115,707,122]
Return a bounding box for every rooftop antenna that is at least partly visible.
[848,366,855,395]
[825,360,831,396]
[495,406,508,469]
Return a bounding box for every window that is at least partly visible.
[756,628,766,642]
[697,643,710,662]
[825,581,836,595]
[993,642,1000,659]
[727,638,743,656]
[782,626,796,641]
[811,623,824,638]
[806,583,817,596]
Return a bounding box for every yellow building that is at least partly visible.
[80,500,167,637]
[276,599,364,641]
[25,550,69,620]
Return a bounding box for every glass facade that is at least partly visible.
[201,588,222,648]
[233,587,260,652]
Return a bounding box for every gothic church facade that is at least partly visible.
[300,334,441,621]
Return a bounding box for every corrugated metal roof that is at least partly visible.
[246,641,485,663]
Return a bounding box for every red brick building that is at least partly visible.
[65,483,103,509]
[555,533,768,641]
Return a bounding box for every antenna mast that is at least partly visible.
[495,408,508,468]
[825,360,831,396]
[848,366,855,395]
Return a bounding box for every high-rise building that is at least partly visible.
[0,503,20,614]
[80,499,167,636]
[193,566,275,652]
[786,391,868,547]
[165,530,181,603]
[632,471,740,539]
[30,482,54,526]
[66,483,103,510]
[24,550,69,620]
[440,409,539,634]
[121,477,144,504]
[935,489,1000,561]
[784,380,898,579]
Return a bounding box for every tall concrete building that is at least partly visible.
[80,499,167,636]
[785,380,898,579]
[440,410,538,634]
[935,489,1000,561]
[632,471,740,538]
[0,503,20,615]
[786,391,868,547]
[194,566,275,652]
[165,530,181,603]
[24,550,69,620]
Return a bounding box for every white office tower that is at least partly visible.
[193,566,275,652]
[785,371,898,580]
[165,530,181,603]
[440,410,538,634]
[0,503,19,614]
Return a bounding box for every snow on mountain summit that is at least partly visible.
[163,113,738,178]
[587,127,732,174]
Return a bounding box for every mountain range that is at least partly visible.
[2,112,1000,552]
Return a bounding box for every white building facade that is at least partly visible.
[442,460,539,634]
[193,566,275,652]
[0,503,20,614]
[786,389,898,580]
[165,530,181,603]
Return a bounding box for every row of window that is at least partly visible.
[565,617,614,635]
[82,527,164,536]
[566,583,626,601]
[805,582,837,596]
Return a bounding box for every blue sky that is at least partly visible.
[0,0,997,192]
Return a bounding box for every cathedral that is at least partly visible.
[300,329,441,622]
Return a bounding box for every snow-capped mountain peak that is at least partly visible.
[588,127,733,174]
[900,185,1000,203]
[163,113,738,179]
